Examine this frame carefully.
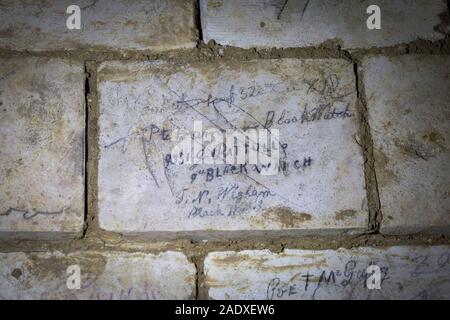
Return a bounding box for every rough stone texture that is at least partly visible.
[205,246,450,300]
[0,251,195,299]
[0,57,84,239]
[0,0,196,51]
[363,55,450,234]
[97,59,367,234]
[200,0,449,49]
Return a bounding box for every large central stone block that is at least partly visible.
[97,59,367,234]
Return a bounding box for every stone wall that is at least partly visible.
[0,0,449,299]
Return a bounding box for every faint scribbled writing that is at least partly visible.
[266,260,389,300]
[0,207,64,220]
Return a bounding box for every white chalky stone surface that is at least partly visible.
[0,251,195,300]
[0,57,84,238]
[0,0,196,51]
[97,59,367,233]
[363,55,450,234]
[205,246,450,300]
[200,0,449,49]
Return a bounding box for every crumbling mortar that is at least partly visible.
[352,59,382,233]
[190,253,207,300]
[0,37,448,60]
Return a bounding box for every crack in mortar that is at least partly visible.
[352,59,382,233]
[194,0,203,43]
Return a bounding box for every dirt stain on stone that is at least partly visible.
[434,6,450,34]
[258,207,312,228]
[335,209,357,221]
[11,268,22,279]
[394,132,446,161]
[27,252,107,283]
